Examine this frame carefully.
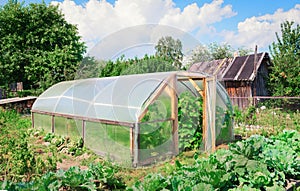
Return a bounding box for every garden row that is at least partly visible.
[129,130,300,190]
[1,109,299,190]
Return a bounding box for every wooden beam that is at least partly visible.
[133,122,139,167]
[138,118,173,124]
[138,75,172,122]
[31,112,35,128]
[51,115,55,133]
[234,55,250,80]
[202,78,207,150]
[163,76,178,155]
[177,77,204,81]
[166,75,179,155]
[82,120,85,143]
[31,110,134,127]
[130,127,134,157]
[210,77,216,152]
[213,58,227,77]
[188,78,204,97]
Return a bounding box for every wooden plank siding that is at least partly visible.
[225,81,252,109]
[189,52,271,109]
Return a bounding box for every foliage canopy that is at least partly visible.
[269,21,300,96]
[186,43,252,66]
[155,36,183,69]
[0,1,86,91]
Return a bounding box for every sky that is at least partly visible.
[1,0,300,59]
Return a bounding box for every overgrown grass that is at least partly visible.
[234,105,300,138]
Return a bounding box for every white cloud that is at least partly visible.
[51,0,237,53]
[222,4,300,50]
[159,0,237,32]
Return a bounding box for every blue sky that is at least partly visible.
[1,0,300,59]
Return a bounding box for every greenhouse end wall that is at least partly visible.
[31,71,233,167]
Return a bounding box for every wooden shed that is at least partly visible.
[189,52,271,109]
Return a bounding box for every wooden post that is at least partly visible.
[130,127,134,157]
[82,120,85,144]
[211,77,216,152]
[251,45,257,98]
[170,75,179,155]
[52,115,55,133]
[31,112,35,128]
[202,78,207,150]
[133,122,139,167]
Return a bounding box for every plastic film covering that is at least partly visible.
[204,78,216,151]
[138,90,173,165]
[32,72,173,123]
[84,121,132,166]
[215,83,234,144]
[54,117,82,139]
[177,80,204,152]
[33,113,52,132]
[138,120,173,165]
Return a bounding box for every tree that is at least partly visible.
[187,44,212,64]
[209,42,234,60]
[155,36,183,69]
[99,55,134,77]
[269,21,300,96]
[121,55,178,75]
[0,1,86,91]
[185,43,252,66]
[75,56,105,79]
[98,55,177,77]
[237,46,252,56]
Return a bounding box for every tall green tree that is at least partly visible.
[269,21,300,96]
[0,1,86,91]
[155,36,183,69]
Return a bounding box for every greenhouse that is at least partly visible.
[31,71,233,167]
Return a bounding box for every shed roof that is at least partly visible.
[189,52,270,81]
[0,96,37,105]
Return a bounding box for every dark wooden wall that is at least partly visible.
[223,61,269,109]
[224,81,252,109]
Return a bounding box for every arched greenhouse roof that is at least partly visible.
[32,71,220,125]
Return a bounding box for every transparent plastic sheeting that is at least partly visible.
[32,72,173,123]
[32,71,233,166]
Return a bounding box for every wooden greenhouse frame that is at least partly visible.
[31,71,231,167]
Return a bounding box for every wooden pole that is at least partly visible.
[170,75,179,155]
[82,120,85,144]
[31,112,35,128]
[51,115,55,133]
[130,127,134,158]
[188,78,204,97]
[253,45,258,100]
[211,77,216,152]
[202,78,207,150]
[31,109,134,127]
[133,122,139,167]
